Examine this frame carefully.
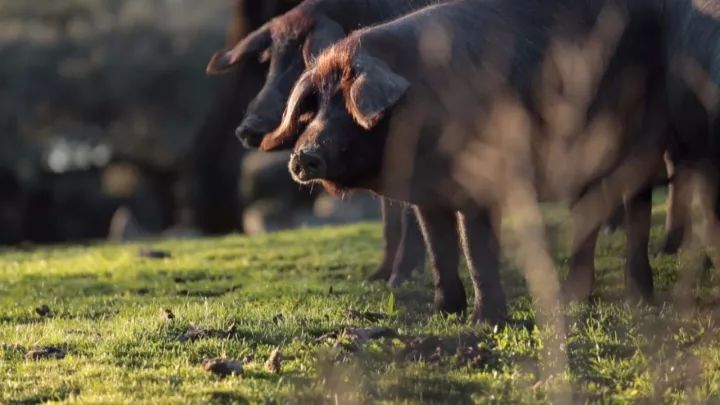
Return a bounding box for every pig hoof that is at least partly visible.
[561,276,593,304]
[625,284,655,305]
[433,295,467,316]
[471,292,508,326]
[561,288,591,304]
[660,232,683,255]
[387,272,412,288]
[366,267,392,282]
[471,307,507,326]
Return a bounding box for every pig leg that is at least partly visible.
[563,226,601,303]
[697,164,720,268]
[388,206,426,287]
[625,186,654,301]
[662,155,690,255]
[367,198,403,282]
[415,206,467,315]
[605,207,625,232]
[458,208,507,324]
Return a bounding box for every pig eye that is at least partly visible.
[258,48,271,64]
[294,91,319,133]
[298,90,319,116]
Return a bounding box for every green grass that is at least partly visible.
[2,200,720,404]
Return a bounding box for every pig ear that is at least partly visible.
[303,17,346,65]
[347,55,410,130]
[260,71,315,151]
[206,25,272,74]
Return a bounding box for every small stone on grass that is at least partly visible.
[35,304,52,317]
[265,348,282,374]
[203,358,243,377]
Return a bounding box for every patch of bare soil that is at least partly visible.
[138,249,172,259]
[342,327,397,343]
[401,334,494,368]
[345,309,387,322]
[130,287,151,295]
[177,323,238,342]
[25,346,66,360]
[313,326,398,347]
[175,285,242,298]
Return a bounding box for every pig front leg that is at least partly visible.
[415,205,466,315]
[458,208,508,324]
[624,186,655,301]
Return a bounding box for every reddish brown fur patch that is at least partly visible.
[312,37,360,87]
[268,6,315,42]
[311,37,380,128]
[259,131,288,151]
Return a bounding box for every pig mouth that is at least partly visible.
[290,168,318,184]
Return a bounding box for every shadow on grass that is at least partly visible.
[376,375,492,404]
[206,391,250,404]
[5,386,79,405]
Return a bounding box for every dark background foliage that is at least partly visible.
[0,0,377,245]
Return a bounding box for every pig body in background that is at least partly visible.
[192,0,302,235]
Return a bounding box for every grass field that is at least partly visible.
[2,200,720,404]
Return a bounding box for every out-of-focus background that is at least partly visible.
[0,0,381,246]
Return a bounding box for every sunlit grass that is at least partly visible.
[2,198,720,403]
